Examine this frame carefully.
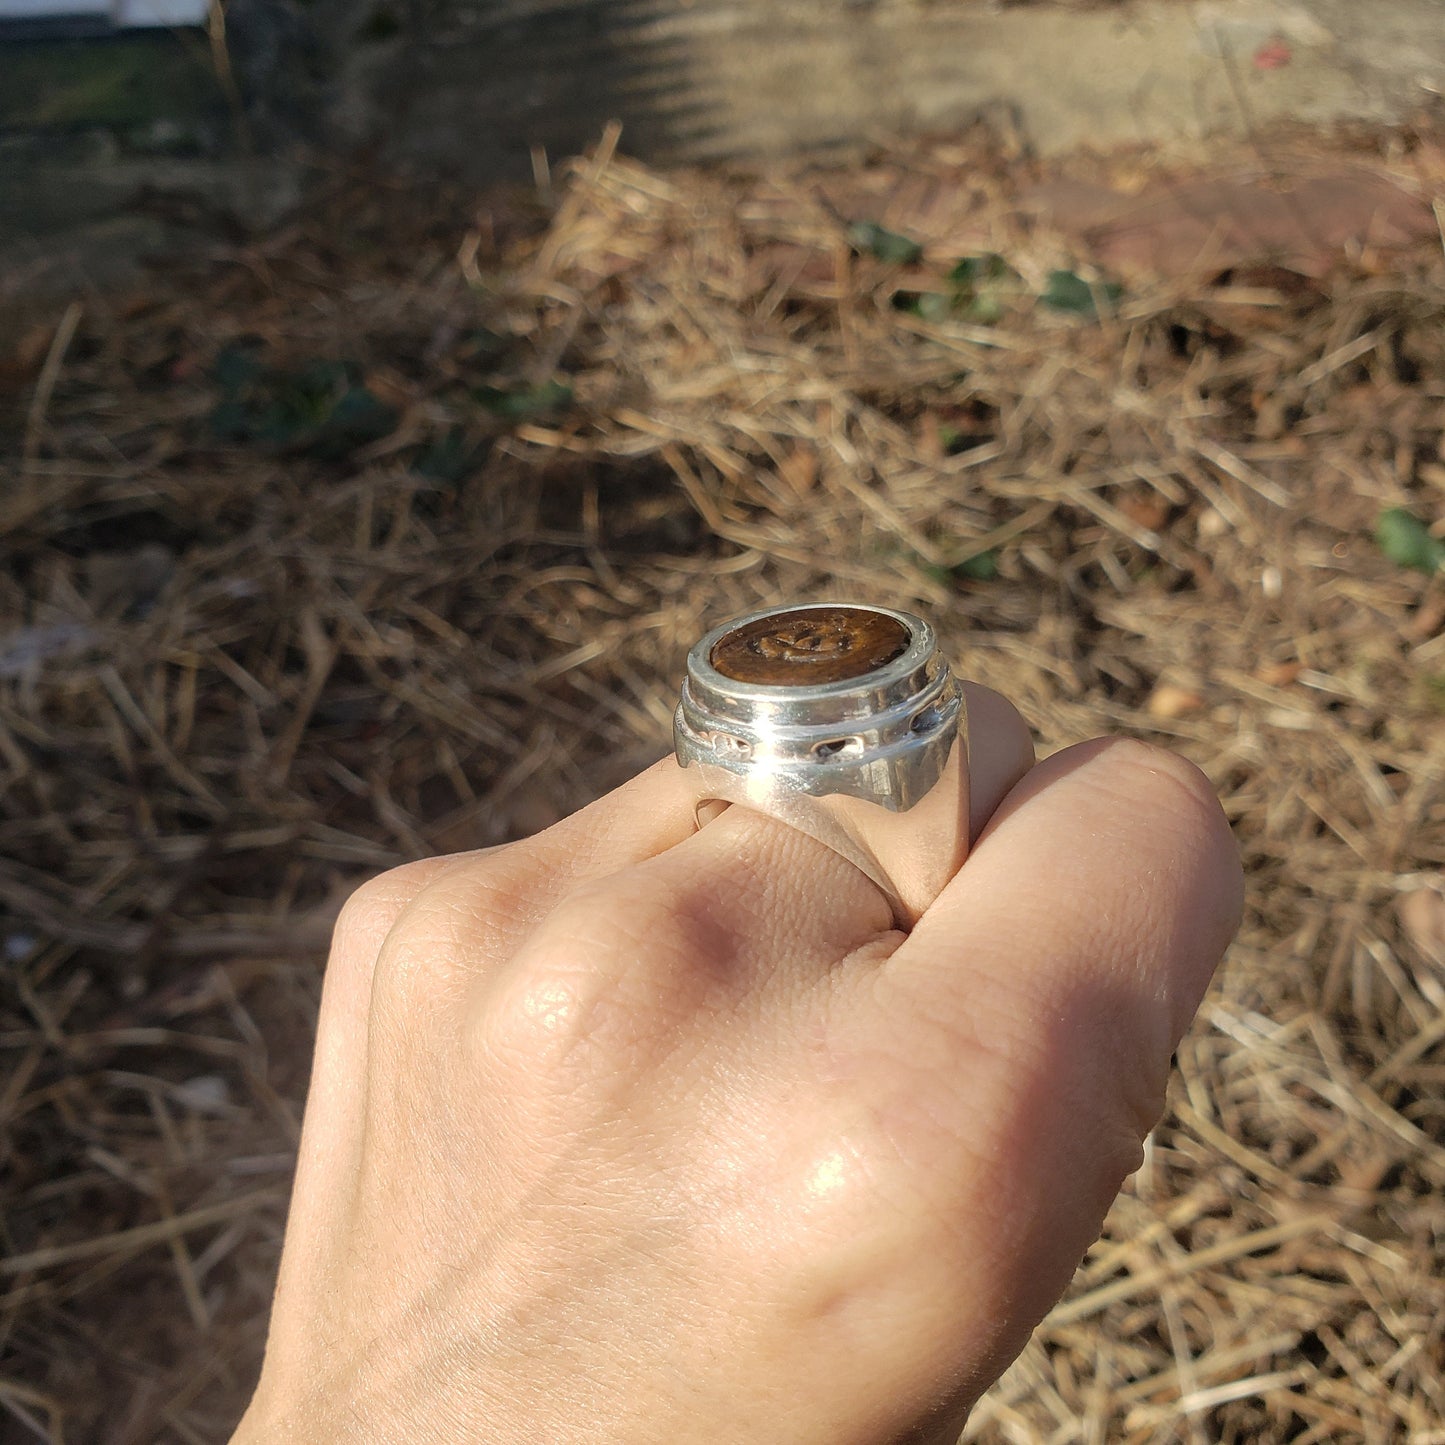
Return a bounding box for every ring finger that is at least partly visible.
[578,681,1037,1005]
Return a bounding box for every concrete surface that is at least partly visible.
[2,0,1443,303]
[345,0,1445,177]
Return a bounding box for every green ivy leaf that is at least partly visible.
[848,221,924,266]
[208,397,253,442]
[918,550,999,585]
[212,341,265,394]
[948,253,1011,287]
[303,386,398,460]
[472,379,575,420]
[1040,269,1123,317]
[950,254,1018,323]
[898,254,1021,325]
[912,291,954,322]
[413,428,487,483]
[207,353,397,457]
[952,550,998,581]
[1377,507,1445,573]
[458,328,509,365]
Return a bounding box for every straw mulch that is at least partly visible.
[3,117,1444,1443]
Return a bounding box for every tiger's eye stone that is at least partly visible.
[709,606,909,685]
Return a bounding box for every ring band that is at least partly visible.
[673,602,969,928]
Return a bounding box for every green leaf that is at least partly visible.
[948,253,1011,287]
[472,379,575,420]
[848,221,924,266]
[207,354,397,457]
[948,253,1019,323]
[1376,507,1445,573]
[212,341,265,394]
[413,428,486,483]
[912,291,954,322]
[303,386,398,460]
[208,397,253,441]
[952,549,998,581]
[962,292,1004,325]
[1040,269,1123,317]
[918,549,999,585]
[897,255,1020,325]
[458,328,509,365]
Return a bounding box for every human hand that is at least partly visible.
[234,683,1242,1445]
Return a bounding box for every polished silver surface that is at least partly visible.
[673,602,968,927]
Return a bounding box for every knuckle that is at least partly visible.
[364,856,527,1041]
[1059,986,1174,1169]
[478,874,705,1076]
[374,861,518,983]
[867,970,1169,1194]
[327,859,451,1011]
[334,859,439,953]
[1070,738,1241,932]
[539,871,710,974]
[1104,1039,1172,1146]
[483,948,609,1072]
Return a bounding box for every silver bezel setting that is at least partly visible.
[674,603,962,812]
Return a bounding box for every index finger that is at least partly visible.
[856,738,1242,1371]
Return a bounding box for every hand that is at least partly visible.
[234,684,1241,1445]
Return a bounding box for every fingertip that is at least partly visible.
[841,734,1245,1368]
[885,730,1244,1154]
[1050,736,1232,848]
[1027,736,1243,1031]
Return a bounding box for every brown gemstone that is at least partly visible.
[709,606,909,686]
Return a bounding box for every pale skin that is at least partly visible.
[234,684,1243,1445]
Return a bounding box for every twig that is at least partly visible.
[1,1192,278,1276]
[21,302,82,470]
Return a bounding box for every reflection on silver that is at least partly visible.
[673,602,969,928]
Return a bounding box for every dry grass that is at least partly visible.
[2,117,1444,1443]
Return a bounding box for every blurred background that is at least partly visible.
[2,2,1444,1441]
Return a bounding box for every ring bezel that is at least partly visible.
[674,602,962,812]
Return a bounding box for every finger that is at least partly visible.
[638,673,1034,959]
[643,680,1034,970]
[860,738,1243,1392]
[291,760,700,1221]
[273,852,462,1301]
[320,759,696,1074]
[369,756,701,1006]
[517,683,1036,1011]
[962,682,1036,843]
[903,736,1241,1049]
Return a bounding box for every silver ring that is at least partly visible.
[673,602,969,928]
